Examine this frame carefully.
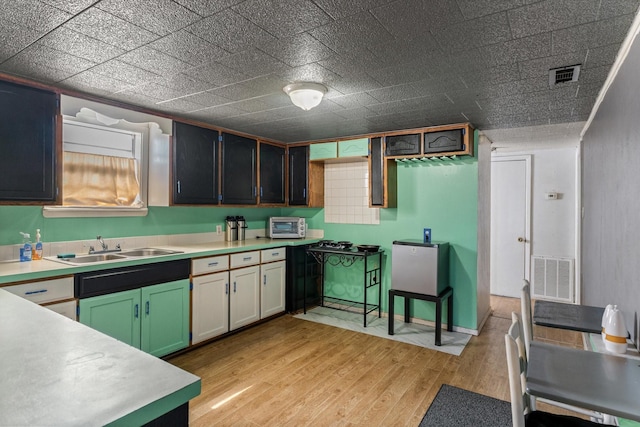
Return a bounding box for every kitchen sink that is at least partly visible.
[46,248,184,266]
[63,254,128,264]
[118,248,183,257]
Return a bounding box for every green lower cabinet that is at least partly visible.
[79,288,141,348]
[79,279,189,358]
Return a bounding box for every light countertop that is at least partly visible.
[0,289,201,426]
[0,237,319,285]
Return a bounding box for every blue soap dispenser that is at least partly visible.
[19,232,32,262]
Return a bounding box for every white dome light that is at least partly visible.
[283,82,327,111]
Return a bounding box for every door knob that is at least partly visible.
[518,237,525,243]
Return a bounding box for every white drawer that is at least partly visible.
[230,251,260,268]
[44,300,77,320]
[3,276,74,304]
[192,255,229,276]
[261,247,286,263]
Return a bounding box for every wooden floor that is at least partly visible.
[168,295,584,426]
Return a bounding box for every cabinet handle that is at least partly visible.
[177,180,181,194]
[243,256,252,261]
[208,261,219,267]
[254,186,257,197]
[146,301,150,315]
[303,188,306,198]
[24,289,48,295]
[226,283,229,294]
[134,303,139,318]
[272,252,279,256]
[233,282,236,293]
[263,275,266,285]
[260,187,263,198]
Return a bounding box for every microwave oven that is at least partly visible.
[268,217,306,239]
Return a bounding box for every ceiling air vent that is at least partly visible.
[549,64,581,87]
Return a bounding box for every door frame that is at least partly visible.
[491,154,533,292]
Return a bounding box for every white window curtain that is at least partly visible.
[63,151,143,207]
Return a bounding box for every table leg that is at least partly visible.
[435,299,442,346]
[388,291,395,335]
[404,296,411,323]
[447,291,453,332]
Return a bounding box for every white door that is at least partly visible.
[260,261,286,319]
[491,156,531,298]
[192,271,229,344]
[229,266,260,330]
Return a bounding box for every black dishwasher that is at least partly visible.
[75,259,190,298]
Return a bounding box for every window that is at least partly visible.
[43,98,172,218]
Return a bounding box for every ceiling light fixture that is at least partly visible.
[283,82,327,111]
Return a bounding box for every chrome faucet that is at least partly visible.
[88,236,121,254]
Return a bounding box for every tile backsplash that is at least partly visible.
[324,161,380,225]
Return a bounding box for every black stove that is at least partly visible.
[316,240,353,250]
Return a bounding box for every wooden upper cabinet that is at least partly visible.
[172,121,219,205]
[0,79,57,202]
[259,143,285,205]
[221,133,257,205]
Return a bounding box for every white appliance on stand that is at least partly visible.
[391,240,449,295]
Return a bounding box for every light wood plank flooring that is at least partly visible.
[168,296,583,426]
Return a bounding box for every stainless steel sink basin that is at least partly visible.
[65,254,128,264]
[118,248,183,257]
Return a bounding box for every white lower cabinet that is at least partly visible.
[229,265,260,330]
[192,271,229,344]
[260,260,286,319]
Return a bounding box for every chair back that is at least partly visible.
[521,279,533,357]
[505,312,532,427]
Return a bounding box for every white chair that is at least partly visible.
[520,281,609,421]
[505,313,608,427]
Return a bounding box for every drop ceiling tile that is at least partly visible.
[0,0,72,32]
[181,90,233,107]
[508,0,600,39]
[64,7,159,50]
[1,44,95,76]
[232,0,332,38]
[37,27,126,63]
[40,0,99,14]
[226,98,274,114]
[318,50,380,78]
[460,62,521,88]
[96,0,201,36]
[371,0,464,39]
[241,75,291,98]
[278,63,341,86]
[58,69,132,94]
[309,11,395,55]
[189,104,248,120]
[366,84,422,104]
[173,0,245,17]
[185,9,277,53]
[122,80,209,103]
[369,36,441,65]
[329,92,379,109]
[326,75,382,95]
[597,0,640,19]
[154,97,204,113]
[312,0,395,19]
[518,51,585,80]
[223,49,290,78]
[183,61,249,87]
[576,64,611,85]
[432,12,512,52]
[204,83,257,102]
[90,59,160,86]
[551,14,635,56]
[148,31,230,67]
[259,33,335,67]
[107,90,164,107]
[0,61,73,83]
[0,21,43,61]
[367,61,433,87]
[583,43,622,70]
[251,92,293,108]
[456,0,528,19]
[118,46,193,76]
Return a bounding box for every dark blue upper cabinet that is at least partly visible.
[259,143,285,205]
[172,121,219,205]
[0,79,57,202]
[221,132,257,205]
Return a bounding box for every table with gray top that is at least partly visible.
[527,341,640,422]
[533,300,604,334]
[0,289,201,426]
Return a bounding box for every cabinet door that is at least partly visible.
[173,121,218,204]
[260,261,286,319]
[229,266,260,330]
[0,80,57,201]
[369,137,397,208]
[141,279,190,357]
[192,272,229,344]
[288,145,308,206]
[338,138,368,157]
[259,143,285,204]
[221,133,257,205]
[309,142,337,160]
[79,289,141,348]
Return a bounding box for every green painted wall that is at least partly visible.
[1,139,479,330]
